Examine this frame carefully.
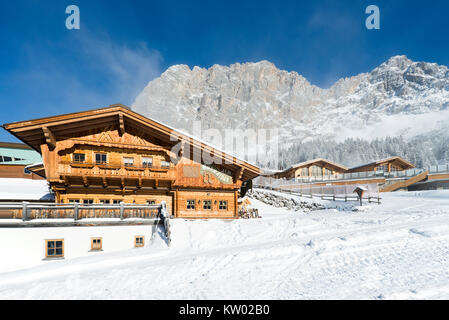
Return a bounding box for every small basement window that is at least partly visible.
[186,200,195,210]
[99,200,110,204]
[135,236,144,248]
[73,153,85,163]
[147,200,156,205]
[68,199,80,203]
[91,238,102,251]
[219,200,228,210]
[112,200,121,204]
[203,200,212,210]
[83,199,94,204]
[45,239,64,258]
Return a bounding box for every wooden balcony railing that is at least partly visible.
[58,161,176,180]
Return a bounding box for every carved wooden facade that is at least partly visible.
[2,105,261,218]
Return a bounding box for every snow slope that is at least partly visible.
[0,178,52,201]
[1,190,449,299]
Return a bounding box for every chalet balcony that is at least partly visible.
[57,161,176,182]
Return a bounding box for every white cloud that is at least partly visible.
[76,32,163,105]
[9,30,163,113]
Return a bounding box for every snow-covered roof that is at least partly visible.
[0,178,53,201]
[288,158,348,171]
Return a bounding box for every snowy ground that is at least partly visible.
[1,189,449,299]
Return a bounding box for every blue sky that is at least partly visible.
[1,0,448,142]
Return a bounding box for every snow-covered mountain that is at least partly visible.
[133,55,449,141]
[132,55,449,167]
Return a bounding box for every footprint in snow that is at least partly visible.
[409,228,431,238]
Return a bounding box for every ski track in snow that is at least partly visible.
[1,190,449,299]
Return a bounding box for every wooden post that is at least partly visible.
[74,202,79,221]
[120,202,124,220]
[22,201,29,221]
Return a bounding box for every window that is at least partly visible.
[203,200,212,210]
[147,200,156,205]
[376,165,388,172]
[91,238,102,251]
[134,236,144,248]
[142,157,153,168]
[73,153,85,163]
[124,157,134,167]
[68,199,80,204]
[161,160,170,168]
[83,199,94,204]
[310,165,322,177]
[45,239,64,258]
[112,200,121,204]
[24,168,31,175]
[219,200,228,210]
[99,200,110,204]
[95,153,107,164]
[186,200,195,210]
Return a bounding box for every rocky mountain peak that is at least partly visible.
[132,55,449,152]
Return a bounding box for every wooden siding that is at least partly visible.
[2,105,262,219]
[0,164,44,180]
[176,190,237,219]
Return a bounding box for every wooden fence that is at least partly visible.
[0,202,166,221]
[255,184,382,204]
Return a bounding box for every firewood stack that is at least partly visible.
[238,207,261,219]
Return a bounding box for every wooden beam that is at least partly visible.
[234,167,244,182]
[82,176,89,187]
[42,127,56,150]
[118,113,125,136]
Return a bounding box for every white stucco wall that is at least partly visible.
[0,225,156,273]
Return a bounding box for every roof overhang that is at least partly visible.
[25,162,46,178]
[287,158,348,173]
[349,156,415,171]
[2,104,262,181]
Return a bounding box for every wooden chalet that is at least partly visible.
[273,158,348,179]
[2,104,262,219]
[346,156,415,174]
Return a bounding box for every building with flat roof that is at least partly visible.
[0,142,43,180]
